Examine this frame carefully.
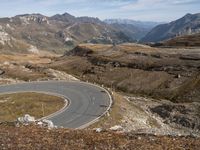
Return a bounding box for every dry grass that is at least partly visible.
[4,67,47,81]
[0,54,52,64]
[1,124,200,150]
[79,43,113,51]
[52,57,170,95]
[89,92,124,129]
[52,43,200,103]
[0,92,65,121]
[163,33,200,47]
[0,53,60,81]
[119,43,157,52]
[89,92,161,131]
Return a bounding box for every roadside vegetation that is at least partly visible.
[0,92,65,122]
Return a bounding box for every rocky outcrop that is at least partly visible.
[150,104,200,131]
[17,114,56,129]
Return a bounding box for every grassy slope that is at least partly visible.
[0,92,65,121]
[51,43,200,103]
[163,33,200,47]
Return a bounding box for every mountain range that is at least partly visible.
[0,13,133,53]
[141,13,200,43]
[0,12,200,54]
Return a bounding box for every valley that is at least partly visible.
[0,11,200,149]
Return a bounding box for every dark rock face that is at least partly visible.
[65,46,93,57]
[150,104,200,130]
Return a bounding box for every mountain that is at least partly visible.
[141,13,200,43]
[50,13,76,22]
[0,13,131,54]
[104,19,160,29]
[108,23,148,41]
[104,19,160,41]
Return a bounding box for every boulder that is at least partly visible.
[0,69,5,75]
[110,125,123,131]
[42,119,55,129]
[17,114,35,124]
[95,128,103,133]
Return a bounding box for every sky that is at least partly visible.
[0,0,200,22]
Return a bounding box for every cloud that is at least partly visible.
[0,0,199,21]
[172,0,199,4]
[121,0,200,10]
[121,0,164,10]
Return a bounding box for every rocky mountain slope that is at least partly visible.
[0,13,131,54]
[105,19,160,41]
[141,13,200,43]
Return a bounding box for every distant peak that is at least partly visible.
[186,13,192,15]
[184,12,200,18]
[185,13,192,17]
[62,12,73,16]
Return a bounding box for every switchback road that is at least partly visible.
[0,81,112,129]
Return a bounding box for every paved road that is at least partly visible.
[0,81,112,129]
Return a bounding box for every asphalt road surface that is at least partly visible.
[0,81,112,129]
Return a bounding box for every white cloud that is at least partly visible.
[0,0,199,21]
[121,0,166,10]
[172,0,198,4]
[121,0,199,10]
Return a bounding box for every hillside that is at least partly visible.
[0,13,131,54]
[52,43,200,103]
[0,43,200,145]
[159,33,200,47]
[49,44,200,133]
[141,13,200,43]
